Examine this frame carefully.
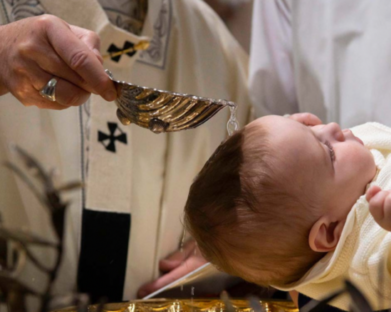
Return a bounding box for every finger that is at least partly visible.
[29,45,97,94]
[70,25,103,64]
[289,291,299,308]
[366,185,382,202]
[161,240,197,264]
[369,190,388,223]
[159,241,200,272]
[159,259,182,273]
[137,257,207,298]
[40,16,116,100]
[47,78,91,106]
[13,83,70,110]
[27,62,91,107]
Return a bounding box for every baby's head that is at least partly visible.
[185,115,376,287]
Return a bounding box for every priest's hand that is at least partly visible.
[0,14,116,109]
[137,239,208,298]
[366,185,391,231]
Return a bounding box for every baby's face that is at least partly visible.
[246,116,377,220]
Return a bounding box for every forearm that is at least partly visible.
[0,24,9,96]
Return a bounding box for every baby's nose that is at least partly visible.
[326,122,345,141]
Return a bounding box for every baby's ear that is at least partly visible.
[308,216,344,252]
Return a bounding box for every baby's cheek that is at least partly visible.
[351,146,376,181]
[362,149,377,177]
[336,146,366,179]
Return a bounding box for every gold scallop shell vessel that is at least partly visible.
[106,70,235,134]
[53,299,298,312]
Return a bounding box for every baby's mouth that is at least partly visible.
[353,135,364,145]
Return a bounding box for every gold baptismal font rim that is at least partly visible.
[53,298,298,312]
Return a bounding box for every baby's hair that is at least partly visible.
[184,123,325,287]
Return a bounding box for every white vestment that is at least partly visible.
[250,0,391,128]
[0,0,251,300]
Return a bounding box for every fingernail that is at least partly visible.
[104,89,117,101]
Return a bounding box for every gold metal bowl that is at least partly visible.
[53,299,298,312]
[105,70,235,133]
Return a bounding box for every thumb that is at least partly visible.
[70,25,103,64]
[159,259,182,272]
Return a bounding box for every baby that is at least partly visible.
[184,113,391,311]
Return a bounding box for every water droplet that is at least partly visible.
[180,226,186,253]
[227,105,239,136]
[180,225,186,293]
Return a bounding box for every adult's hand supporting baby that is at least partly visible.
[0,14,116,109]
[366,185,391,231]
[288,113,322,126]
[137,239,208,298]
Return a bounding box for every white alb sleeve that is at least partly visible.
[249,0,298,117]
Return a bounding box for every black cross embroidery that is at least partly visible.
[107,41,137,62]
[98,122,127,153]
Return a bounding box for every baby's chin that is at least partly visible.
[355,161,377,201]
[357,145,377,186]
[367,150,378,182]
